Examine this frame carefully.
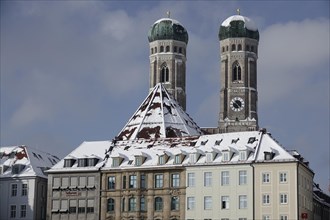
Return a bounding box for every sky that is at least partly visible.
[1,1,329,193]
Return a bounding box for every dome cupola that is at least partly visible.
[219,9,259,41]
[148,14,188,44]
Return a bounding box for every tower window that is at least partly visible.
[155,47,157,53]
[238,44,242,51]
[179,47,182,53]
[226,46,229,51]
[166,46,170,52]
[174,46,177,52]
[151,48,154,54]
[231,44,236,51]
[222,47,225,52]
[161,65,169,82]
[233,62,241,81]
[160,46,164,52]
[246,45,250,51]
[251,46,254,52]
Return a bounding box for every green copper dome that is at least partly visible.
[219,15,259,41]
[148,18,188,44]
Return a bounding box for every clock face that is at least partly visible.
[230,97,245,112]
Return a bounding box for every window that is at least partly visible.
[160,46,164,52]
[187,197,195,210]
[174,155,181,164]
[233,62,241,81]
[159,155,165,164]
[78,200,85,213]
[262,173,270,183]
[155,174,163,188]
[112,158,120,167]
[189,153,196,163]
[263,194,270,205]
[174,46,177,53]
[140,197,146,211]
[78,158,87,167]
[204,196,212,210]
[246,45,250,51]
[222,152,230,161]
[10,205,16,218]
[70,177,78,188]
[231,44,236,51]
[239,195,247,209]
[69,200,77,213]
[221,171,229,185]
[206,153,213,162]
[108,176,115,189]
[123,175,127,189]
[129,175,137,188]
[87,176,95,187]
[239,170,247,185]
[11,184,17,196]
[187,173,195,187]
[280,215,288,220]
[239,151,247,160]
[107,198,115,212]
[171,173,180,187]
[155,47,157,53]
[79,176,86,188]
[161,66,169,82]
[64,159,75,167]
[280,172,287,183]
[62,177,69,188]
[60,200,68,212]
[20,205,26,218]
[154,197,163,211]
[221,196,229,209]
[166,46,170,52]
[87,199,94,213]
[171,197,179,210]
[140,174,146,188]
[135,156,143,166]
[179,47,182,53]
[238,44,242,51]
[280,194,288,204]
[53,177,60,188]
[52,200,60,212]
[22,183,28,196]
[122,198,125,211]
[204,172,212,187]
[129,197,137,211]
[263,215,270,220]
[151,48,154,54]
[87,158,98,166]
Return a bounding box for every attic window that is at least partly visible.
[206,153,213,163]
[222,152,230,162]
[264,152,275,161]
[0,165,9,174]
[248,137,257,144]
[64,159,75,168]
[78,159,87,167]
[12,164,25,174]
[174,155,181,164]
[112,157,123,167]
[239,151,247,161]
[135,156,144,166]
[159,155,165,165]
[189,153,197,163]
[87,158,99,166]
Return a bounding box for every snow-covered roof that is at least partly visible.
[117,83,203,140]
[154,18,182,26]
[48,130,307,173]
[221,15,258,31]
[0,145,60,178]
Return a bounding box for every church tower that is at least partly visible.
[218,10,260,133]
[147,13,188,110]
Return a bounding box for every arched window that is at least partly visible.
[151,48,154,54]
[233,62,241,81]
[246,45,250,51]
[161,64,169,82]
[226,45,229,51]
[179,47,182,53]
[231,44,236,51]
[166,46,170,52]
[222,47,225,52]
[122,198,125,211]
[155,47,157,53]
[129,197,136,211]
[238,44,242,51]
[107,198,115,212]
[171,197,179,210]
[160,46,164,52]
[140,197,146,211]
[174,46,177,53]
[154,197,163,211]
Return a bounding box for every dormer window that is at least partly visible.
[11,164,25,174]
[264,151,275,161]
[174,154,182,164]
[112,157,124,167]
[64,159,75,168]
[0,165,9,174]
[77,158,87,167]
[239,151,247,161]
[87,158,99,166]
[206,153,213,163]
[222,152,230,162]
[135,156,144,166]
[189,153,196,164]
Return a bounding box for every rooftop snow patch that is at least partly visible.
[117,83,203,141]
[221,15,258,31]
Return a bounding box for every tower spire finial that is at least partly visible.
[166,11,171,18]
[237,8,240,15]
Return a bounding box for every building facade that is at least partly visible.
[0,145,59,220]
